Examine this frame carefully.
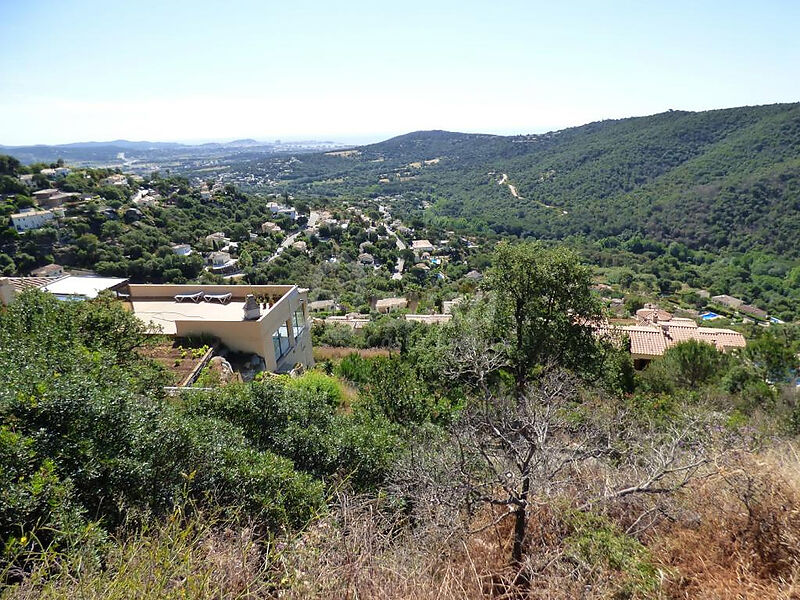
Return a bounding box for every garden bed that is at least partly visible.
[141,337,214,385]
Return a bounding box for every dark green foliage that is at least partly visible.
[0,291,325,572]
[659,339,730,388]
[638,340,729,393]
[359,357,438,424]
[484,241,602,385]
[745,328,799,382]
[565,511,659,597]
[182,372,404,490]
[0,155,21,176]
[335,352,373,384]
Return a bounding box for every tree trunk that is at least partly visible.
[512,503,526,564]
[511,475,531,594]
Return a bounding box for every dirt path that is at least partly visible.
[497,173,567,214]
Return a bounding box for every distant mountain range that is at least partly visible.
[0,138,337,164]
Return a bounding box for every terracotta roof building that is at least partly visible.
[601,318,746,368]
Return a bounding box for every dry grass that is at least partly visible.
[5,508,272,600]
[312,346,392,361]
[8,447,800,599]
[654,444,800,599]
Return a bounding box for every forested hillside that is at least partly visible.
[278,103,800,257]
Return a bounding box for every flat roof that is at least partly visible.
[41,276,127,299]
[130,299,250,334]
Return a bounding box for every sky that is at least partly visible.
[1,0,799,145]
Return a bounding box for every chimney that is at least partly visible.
[0,278,16,306]
[243,294,261,320]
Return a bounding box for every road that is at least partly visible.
[266,210,322,263]
[384,223,407,250]
[498,172,567,214]
[384,223,406,280]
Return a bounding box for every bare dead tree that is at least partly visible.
[390,367,722,591]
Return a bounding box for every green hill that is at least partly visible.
[280,103,800,257]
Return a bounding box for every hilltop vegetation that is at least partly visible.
[272,103,800,257]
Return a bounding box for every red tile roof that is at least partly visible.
[603,318,747,359]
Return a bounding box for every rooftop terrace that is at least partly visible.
[130,299,252,334]
[126,283,297,333]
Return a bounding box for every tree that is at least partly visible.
[391,368,717,591]
[660,339,728,388]
[745,329,798,382]
[483,241,602,395]
[0,155,20,176]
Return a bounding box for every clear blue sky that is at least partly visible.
[1,0,798,145]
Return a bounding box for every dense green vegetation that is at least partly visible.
[2,242,798,598]
[272,104,800,257]
[2,104,799,319]
[237,104,800,318]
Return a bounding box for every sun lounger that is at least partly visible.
[174,291,205,303]
[203,292,232,305]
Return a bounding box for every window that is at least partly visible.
[272,322,290,359]
[292,305,306,339]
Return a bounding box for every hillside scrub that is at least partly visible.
[2,242,799,598]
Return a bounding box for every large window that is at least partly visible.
[292,305,306,339]
[272,322,290,359]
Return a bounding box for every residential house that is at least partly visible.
[11,208,55,232]
[40,192,78,209]
[205,232,229,246]
[126,283,313,373]
[100,174,129,187]
[464,270,483,282]
[323,313,370,329]
[411,239,435,253]
[601,318,746,369]
[33,188,60,202]
[308,299,340,313]
[635,304,673,325]
[411,239,434,259]
[30,263,65,278]
[261,221,282,234]
[0,275,127,305]
[375,297,408,313]
[405,313,452,324]
[739,304,768,320]
[18,174,35,188]
[209,251,238,274]
[712,295,744,309]
[172,244,193,257]
[358,253,375,265]
[267,202,297,221]
[131,189,161,207]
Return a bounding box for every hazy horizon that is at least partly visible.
[4,101,799,148]
[2,0,799,146]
